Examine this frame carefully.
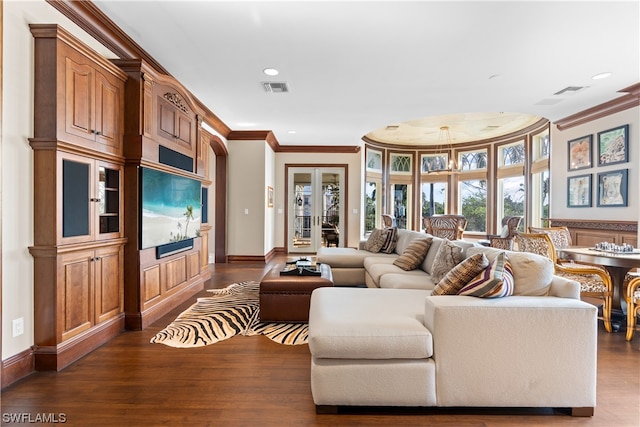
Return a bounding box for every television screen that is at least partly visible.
[140,167,202,250]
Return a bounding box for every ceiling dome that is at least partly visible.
[364,112,544,146]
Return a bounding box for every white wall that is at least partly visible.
[2,0,119,359]
[227,140,267,256]
[550,106,639,228]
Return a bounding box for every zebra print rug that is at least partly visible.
[150,281,308,348]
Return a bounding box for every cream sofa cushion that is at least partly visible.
[466,247,553,296]
[309,287,433,359]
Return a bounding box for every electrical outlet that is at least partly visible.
[12,317,24,337]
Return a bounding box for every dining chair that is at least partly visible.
[480,216,523,250]
[381,214,396,228]
[625,274,640,341]
[423,215,467,240]
[515,232,613,332]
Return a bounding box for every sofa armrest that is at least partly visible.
[548,274,580,299]
[423,295,597,408]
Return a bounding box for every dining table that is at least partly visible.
[556,246,640,330]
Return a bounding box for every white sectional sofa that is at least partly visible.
[316,228,477,288]
[309,228,598,416]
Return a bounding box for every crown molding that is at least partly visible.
[227,131,360,153]
[555,83,640,131]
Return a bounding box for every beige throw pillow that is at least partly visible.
[430,239,465,283]
[393,237,433,271]
[432,253,490,295]
[363,228,388,253]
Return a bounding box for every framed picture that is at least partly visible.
[567,174,592,207]
[267,186,274,207]
[597,124,629,166]
[567,135,592,171]
[597,169,628,207]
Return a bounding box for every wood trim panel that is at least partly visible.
[214,155,227,263]
[548,218,638,248]
[227,130,360,153]
[555,83,640,130]
[2,349,34,390]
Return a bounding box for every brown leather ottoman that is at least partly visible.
[259,264,333,323]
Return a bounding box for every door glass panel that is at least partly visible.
[321,172,340,248]
[292,172,312,250]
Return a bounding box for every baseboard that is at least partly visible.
[33,315,125,371]
[227,255,267,263]
[2,348,35,389]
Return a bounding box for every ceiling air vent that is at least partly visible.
[553,86,585,96]
[262,82,289,93]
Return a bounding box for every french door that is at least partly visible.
[287,167,345,253]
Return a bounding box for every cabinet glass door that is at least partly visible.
[288,167,344,253]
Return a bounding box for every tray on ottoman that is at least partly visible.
[260,263,333,323]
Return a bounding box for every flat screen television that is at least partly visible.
[140,167,202,253]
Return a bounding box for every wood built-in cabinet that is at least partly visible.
[29,24,127,371]
[28,25,213,369]
[114,59,211,330]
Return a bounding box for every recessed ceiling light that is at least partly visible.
[263,68,279,76]
[287,130,297,134]
[236,122,256,127]
[592,72,612,80]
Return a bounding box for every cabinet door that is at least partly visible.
[59,250,95,342]
[96,161,123,241]
[94,70,123,154]
[61,154,93,244]
[157,98,178,142]
[64,56,95,142]
[94,245,123,324]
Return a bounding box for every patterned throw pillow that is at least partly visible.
[458,252,514,298]
[393,237,433,271]
[432,253,489,295]
[380,227,399,254]
[363,228,387,253]
[430,239,465,283]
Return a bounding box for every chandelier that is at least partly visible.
[427,125,459,174]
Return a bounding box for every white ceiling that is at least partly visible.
[92,1,640,146]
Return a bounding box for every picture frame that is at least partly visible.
[597,169,628,207]
[597,124,629,166]
[567,135,592,171]
[267,186,274,208]
[567,174,592,207]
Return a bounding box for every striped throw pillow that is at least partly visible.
[431,253,489,295]
[393,237,433,271]
[458,252,514,298]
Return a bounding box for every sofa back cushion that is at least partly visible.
[466,247,553,296]
[394,229,430,255]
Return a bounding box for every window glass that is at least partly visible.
[531,170,550,227]
[459,150,487,171]
[500,142,525,166]
[391,183,411,229]
[366,149,382,171]
[498,175,525,220]
[421,153,448,173]
[421,182,447,216]
[365,181,379,232]
[533,130,550,160]
[390,154,412,173]
[459,179,487,232]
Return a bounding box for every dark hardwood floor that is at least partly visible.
[2,256,639,426]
